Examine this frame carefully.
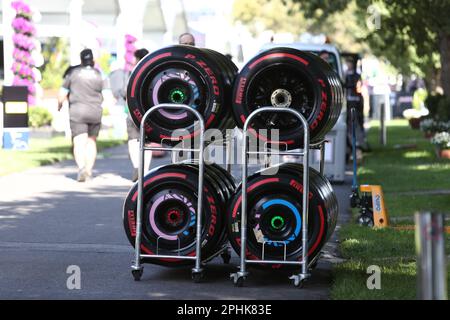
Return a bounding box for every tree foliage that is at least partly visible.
[233,0,450,93]
[40,37,69,90]
[232,0,369,53]
[292,0,450,93]
[232,0,310,36]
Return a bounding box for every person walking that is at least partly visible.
[109,48,152,182]
[57,48,105,182]
[344,58,369,154]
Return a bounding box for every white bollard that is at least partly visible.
[415,212,447,300]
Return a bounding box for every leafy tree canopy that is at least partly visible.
[293,0,450,91]
[233,0,450,93]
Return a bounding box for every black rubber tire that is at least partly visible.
[127,45,237,144]
[204,163,236,199]
[123,164,227,267]
[226,164,338,269]
[177,162,237,259]
[231,47,343,148]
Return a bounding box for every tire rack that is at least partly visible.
[131,103,231,282]
[230,106,326,288]
[130,104,326,285]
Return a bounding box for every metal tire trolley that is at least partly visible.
[230,106,326,288]
[131,103,208,282]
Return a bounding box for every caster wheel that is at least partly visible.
[349,193,359,208]
[234,277,245,287]
[132,269,143,281]
[357,215,374,227]
[221,253,231,264]
[192,272,204,283]
[290,275,307,288]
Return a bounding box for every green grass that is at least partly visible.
[358,120,450,193]
[332,258,417,300]
[385,194,450,220]
[0,135,124,176]
[332,119,450,300]
[332,224,450,300]
[363,120,450,221]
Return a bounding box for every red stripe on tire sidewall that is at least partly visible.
[205,114,215,127]
[248,128,295,145]
[131,172,187,202]
[249,53,309,70]
[130,52,172,98]
[232,178,280,218]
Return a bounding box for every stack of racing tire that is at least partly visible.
[231,47,343,148]
[123,45,238,266]
[123,163,236,266]
[123,45,342,272]
[226,164,338,268]
[126,45,237,144]
[227,47,341,268]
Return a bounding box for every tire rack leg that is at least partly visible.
[319,141,326,176]
[224,131,233,265]
[192,110,205,280]
[289,115,311,287]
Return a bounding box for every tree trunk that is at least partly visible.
[439,33,450,96]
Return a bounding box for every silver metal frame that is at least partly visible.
[230,106,318,287]
[130,104,326,285]
[318,141,326,175]
[415,212,448,300]
[131,103,205,278]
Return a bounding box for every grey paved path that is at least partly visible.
[0,144,350,299]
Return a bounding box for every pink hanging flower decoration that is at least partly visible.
[11,0,37,104]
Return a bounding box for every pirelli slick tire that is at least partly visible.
[123,164,235,267]
[226,164,338,269]
[180,162,236,203]
[183,163,236,250]
[232,47,343,149]
[127,45,237,144]
[206,163,237,200]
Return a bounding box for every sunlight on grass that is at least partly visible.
[411,163,450,171]
[369,119,410,129]
[403,151,431,159]
[357,167,375,175]
[412,164,435,171]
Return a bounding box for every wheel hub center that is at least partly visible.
[271,215,285,230]
[166,209,182,226]
[168,88,187,104]
[271,89,292,108]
